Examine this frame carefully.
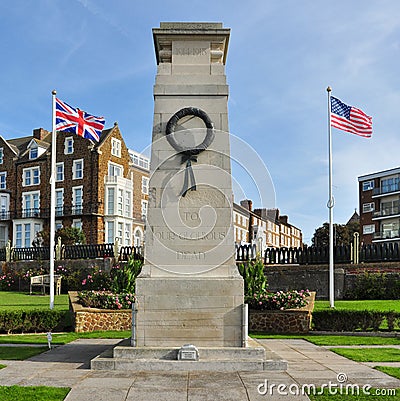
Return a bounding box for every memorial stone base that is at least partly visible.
[135,277,244,347]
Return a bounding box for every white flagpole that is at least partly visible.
[50,90,57,310]
[327,86,335,308]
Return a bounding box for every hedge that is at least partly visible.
[312,310,400,332]
[0,310,71,334]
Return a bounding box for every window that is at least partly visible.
[111,138,121,157]
[55,220,63,231]
[125,223,131,245]
[0,224,7,247]
[56,162,64,181]
[106,221,114,243]
[55,189,64,216]
[64,137,74,154]
[363,224,375,234]
[23,167,40,186]
[362,203,374,213]
[107,188,115,214]
[15,224,22,248]
[0,194,9,219]
[108,162,122,177]
[0,148,3,164]
[23,191,40,217]
[72,186,83,214]
[362,180,374,191]
[381,200,400,216]
[141,200,148,218]
[142,177,149,195]
[29,146,38,159]
[125,191,131,217]
[0,172,6,189]
[381,177,399,194]
[117,222,123,243]
[24,223,31,247]
[72,219,82,231]
[117,189,123,215]
[73,159,83,180]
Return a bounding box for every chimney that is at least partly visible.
[240,199,253,211]
[33,128,49,141]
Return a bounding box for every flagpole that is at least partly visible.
[50,90,57,310]
[327,86,335,308]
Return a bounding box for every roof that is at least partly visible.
[358,166,400,182]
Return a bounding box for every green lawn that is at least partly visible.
[331,347,400,362]
[375,366,400,380]
[309,388,398,400]
[0,292,69,311]
[0,346,49,360]
[314,300,400,312]
[0,386,70,401]
[0,364,6,369]
[0,330,131,345]
[251,333,400,346]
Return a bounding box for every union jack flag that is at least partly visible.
[55,98,105,142]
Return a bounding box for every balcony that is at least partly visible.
[11,204,99,220]
[373,183,400,197]
[104,175,133,188]
[373,230,400,241]
[373,206,400,219]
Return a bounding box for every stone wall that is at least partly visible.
[69,292,131,333]
[264,262,400,299]
[249,292,315,334]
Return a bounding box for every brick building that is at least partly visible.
[358,167,400,245]
[233,200,302,250]
[0,124,149,247]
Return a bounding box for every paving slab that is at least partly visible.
[0,338,399,401]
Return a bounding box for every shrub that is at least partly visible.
[0,310,69,334]
[249,289,311,310]
[0,272,17,291]
[238,259,268,301]
[345,271,400,300]
[77,291,135,310]
[110,258,142,294]
[312,310,400,332]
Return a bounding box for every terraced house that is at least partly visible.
[0,124,149,247]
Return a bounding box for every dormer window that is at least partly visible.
[29,146,38,159]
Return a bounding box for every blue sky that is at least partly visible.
[1,0,400,244]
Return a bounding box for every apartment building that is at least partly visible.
[0,124,149,247]
[359,167,400,245]
[233,200,302,250]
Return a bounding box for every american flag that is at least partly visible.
[330,96,372,138]
[55,98,105,142]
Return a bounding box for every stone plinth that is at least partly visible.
[135,278,243,347]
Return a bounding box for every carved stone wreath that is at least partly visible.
[165,107,215,196]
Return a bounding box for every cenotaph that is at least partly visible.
[135,22,244,347]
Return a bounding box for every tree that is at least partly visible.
[39,227,86,246]
[311,221,360,247]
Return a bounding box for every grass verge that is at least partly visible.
[0,292,69,312]
[0,386,70,401]
[331,347,400,362]
[0,364,6,369]
[0,330,131,345]
[314,300,400,312]
[0,346,49,360]
[308,388,398,400]
[250,333,400,346]
[375,366,400,380]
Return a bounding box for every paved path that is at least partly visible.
[0,338,399,400]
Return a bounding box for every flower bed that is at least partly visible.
[69,292,132,333]
[249,292,316,334]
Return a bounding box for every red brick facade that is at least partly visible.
[0,124,149,247]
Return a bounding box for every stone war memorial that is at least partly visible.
[92,22,286,371]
